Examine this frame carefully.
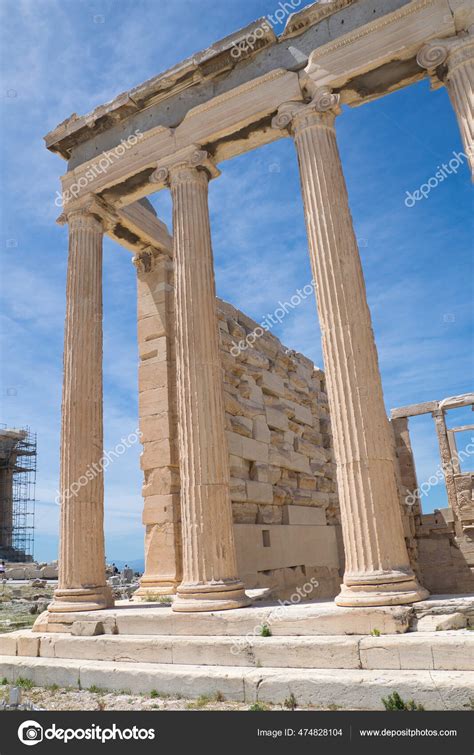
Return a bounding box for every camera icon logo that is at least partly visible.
[18,720,44,746]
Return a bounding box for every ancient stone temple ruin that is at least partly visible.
[1,0,473,708]
[393,393,474,594]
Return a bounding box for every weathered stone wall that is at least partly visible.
[217,299,342,598]
[416,503,474,594]
[392,417,474,594]
[217,299,338,523]
[454,472,474,529]
[135,250,343,599]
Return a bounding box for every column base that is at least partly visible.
[335,575,429,607]
[48,586,114,613]
[172,580,251,612]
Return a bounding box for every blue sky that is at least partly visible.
[0,0,473,564]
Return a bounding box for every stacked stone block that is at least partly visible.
[216,299,339,529]
[134,248,181,597]
[216,299,342,596]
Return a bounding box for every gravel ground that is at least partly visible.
[0,682,297,712]
[0,583,54,634]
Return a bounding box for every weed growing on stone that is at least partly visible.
[144,594,172,604]
[148,690,171,699]
[186,692,224,709]
[249,702,270,711]
[16,677,34,690]
[382,691,425,711]
[284,693,297,710]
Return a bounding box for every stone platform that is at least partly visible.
[30,593,474,636]
[32,599,417,636]
[0,596,473,710]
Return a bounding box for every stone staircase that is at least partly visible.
[0,599,473,710]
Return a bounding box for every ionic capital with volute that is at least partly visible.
[150,146,220,190]
[272,86,341,135]
[56,193,118,232]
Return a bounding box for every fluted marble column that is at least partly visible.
[157,149,249,612]
[417,29,474,177]
[273,92,428,606]
[49,204,113,612]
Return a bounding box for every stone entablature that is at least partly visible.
[46,0,473,214]
[45,1,472,162]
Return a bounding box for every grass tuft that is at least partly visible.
[249,702,270,711]
[16,677,34,690]
[186,692,225,709]
[284,693,297,710]
[382,691,425,711]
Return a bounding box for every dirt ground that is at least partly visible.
[0,680,302,711]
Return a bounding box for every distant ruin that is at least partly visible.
[0,428,36,563]
[393,393,474,594]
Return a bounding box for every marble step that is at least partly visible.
[1,630,472,671]
[34,601,414,636]
[0,655,472,710]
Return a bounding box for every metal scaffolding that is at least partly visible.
[0,425,36,562]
